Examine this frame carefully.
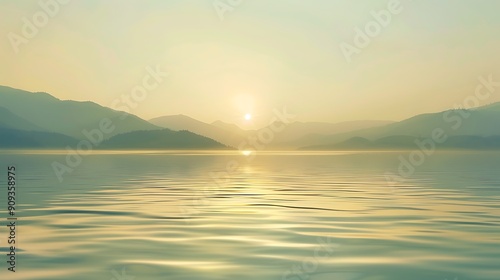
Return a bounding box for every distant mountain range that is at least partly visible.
[301,135,500,150]
[100,129,229,150]
[150,114,392,148]
[300,103,500,150]
[0,85,159,140]
[0,86,226,150]
[150,115,248,148]
[2,85,500,150]
[0,127,77,148]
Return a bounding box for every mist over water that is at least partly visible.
[1,151,499,280]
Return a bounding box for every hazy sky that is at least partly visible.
[1,0,500,128]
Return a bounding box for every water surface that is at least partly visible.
[1,151,499,280]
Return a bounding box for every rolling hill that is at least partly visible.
[267,120,393,148]
[302,135,500,151]
[0,85,160,140]
[150,114,392,149]
[0,106,42,131]
[0,85,230,150]
[5,84,500,151]
[100,129,230,150]
[149,114,248,147]
[0,127,78,148]
[296,103,500,149]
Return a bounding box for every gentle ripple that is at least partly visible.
[0,151,499,280]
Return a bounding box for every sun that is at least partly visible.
[244,113,252,121]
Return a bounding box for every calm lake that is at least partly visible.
[1,151,499,280]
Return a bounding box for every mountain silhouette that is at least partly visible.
[211,120,244,132]
[0,86,229,150]
[151,114,392,149]
[0,85,160,140]
[302,135,500,150]
[267,120,393,148]
[0,127,78,148]
[149,114,248,147]
[100,129,229,150]
[299,103,500,150]
[4,85,500,151]
[0,106,42,131]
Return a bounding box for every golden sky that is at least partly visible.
[1,0,500,128]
